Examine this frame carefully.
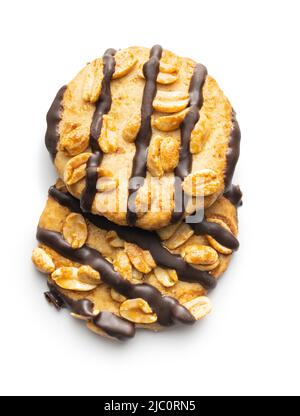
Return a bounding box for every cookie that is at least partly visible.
[46,46,241,231]
[32,182,241,341]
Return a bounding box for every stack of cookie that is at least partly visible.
[32,46,242,341]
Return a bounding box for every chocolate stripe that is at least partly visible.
[81,152,102,212]
[225,112,241,191]
[191,220,239,251]
[45,282,135,340]
[81,49,117,212]
[45,86,67,160]
[37,228,195,327]
[172,64,208,223]
[127,45,163,225]
[49,186,218,289]
[93,312,136,340]
[176,64,208,181]
[89,49,117,152]
[224,185,243,207]
[46,281,95,316]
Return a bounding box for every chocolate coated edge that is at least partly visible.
[224,185,243,207]
[225,112,241,191]
[45,86,67,160]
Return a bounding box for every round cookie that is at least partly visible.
[32,182,241,341]
[46,46,241,231]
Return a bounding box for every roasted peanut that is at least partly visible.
[183,296,212,321]
[147,135,179,177]
[113,49,137,80]
[154,267,178,288]
[98,115,118,154]
[122,113,141,142]
[120,299,157,324]
[183,244,219,266]
[125,243,156,274]
[78,266,101,285]
[63,213,88,249]
[164,223,194,250]
[153,90,189,114]
[64,153,91,185]
[59,121,90,156]
[32,247,55,274]
[52,267,97,292]
[154,109,189,132]
[83,59,103,103]
[182,169,221,197]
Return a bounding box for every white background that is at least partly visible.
[0,0,299,397]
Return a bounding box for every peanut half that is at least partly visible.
[182,169,221,197]
[98,115,118,154]
[52,267,98,292]
[154,109,189,132]
[125,243,156,274]
[183,296,213,321]
[183,244,219,266]
[59,121,90,157]
[147,135,179,177]
[32,247,55,274]
[122,113,141,142]
[63,213,88,249]
[154,267,178,288]
[64,153,92,186]
[164,223,194,250]
[113,49,137,80]
[153,90,189,113]
[83,59,104,103]
[120,299,158,324]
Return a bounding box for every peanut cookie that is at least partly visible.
[46,46,241,231]
[32,182,241,341]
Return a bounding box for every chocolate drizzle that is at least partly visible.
[37,228,195,327]
[127,45,163,225]
[191,220,239,251]
[172,64,208,223]
[46,281,94,316]
[93,312,136,340]
[45,282,135,340]
[224,185,243,207]
[89,49,117,152]
[81,49,117,212]
[225,112,241,191]
[49,186,218,289]
[176,64,208,181]
[45,86,67,160]
[81,152,102,212]
[44,290,65,310]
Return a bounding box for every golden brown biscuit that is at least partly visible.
[46,46,241,230]
[32,182,241,341]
